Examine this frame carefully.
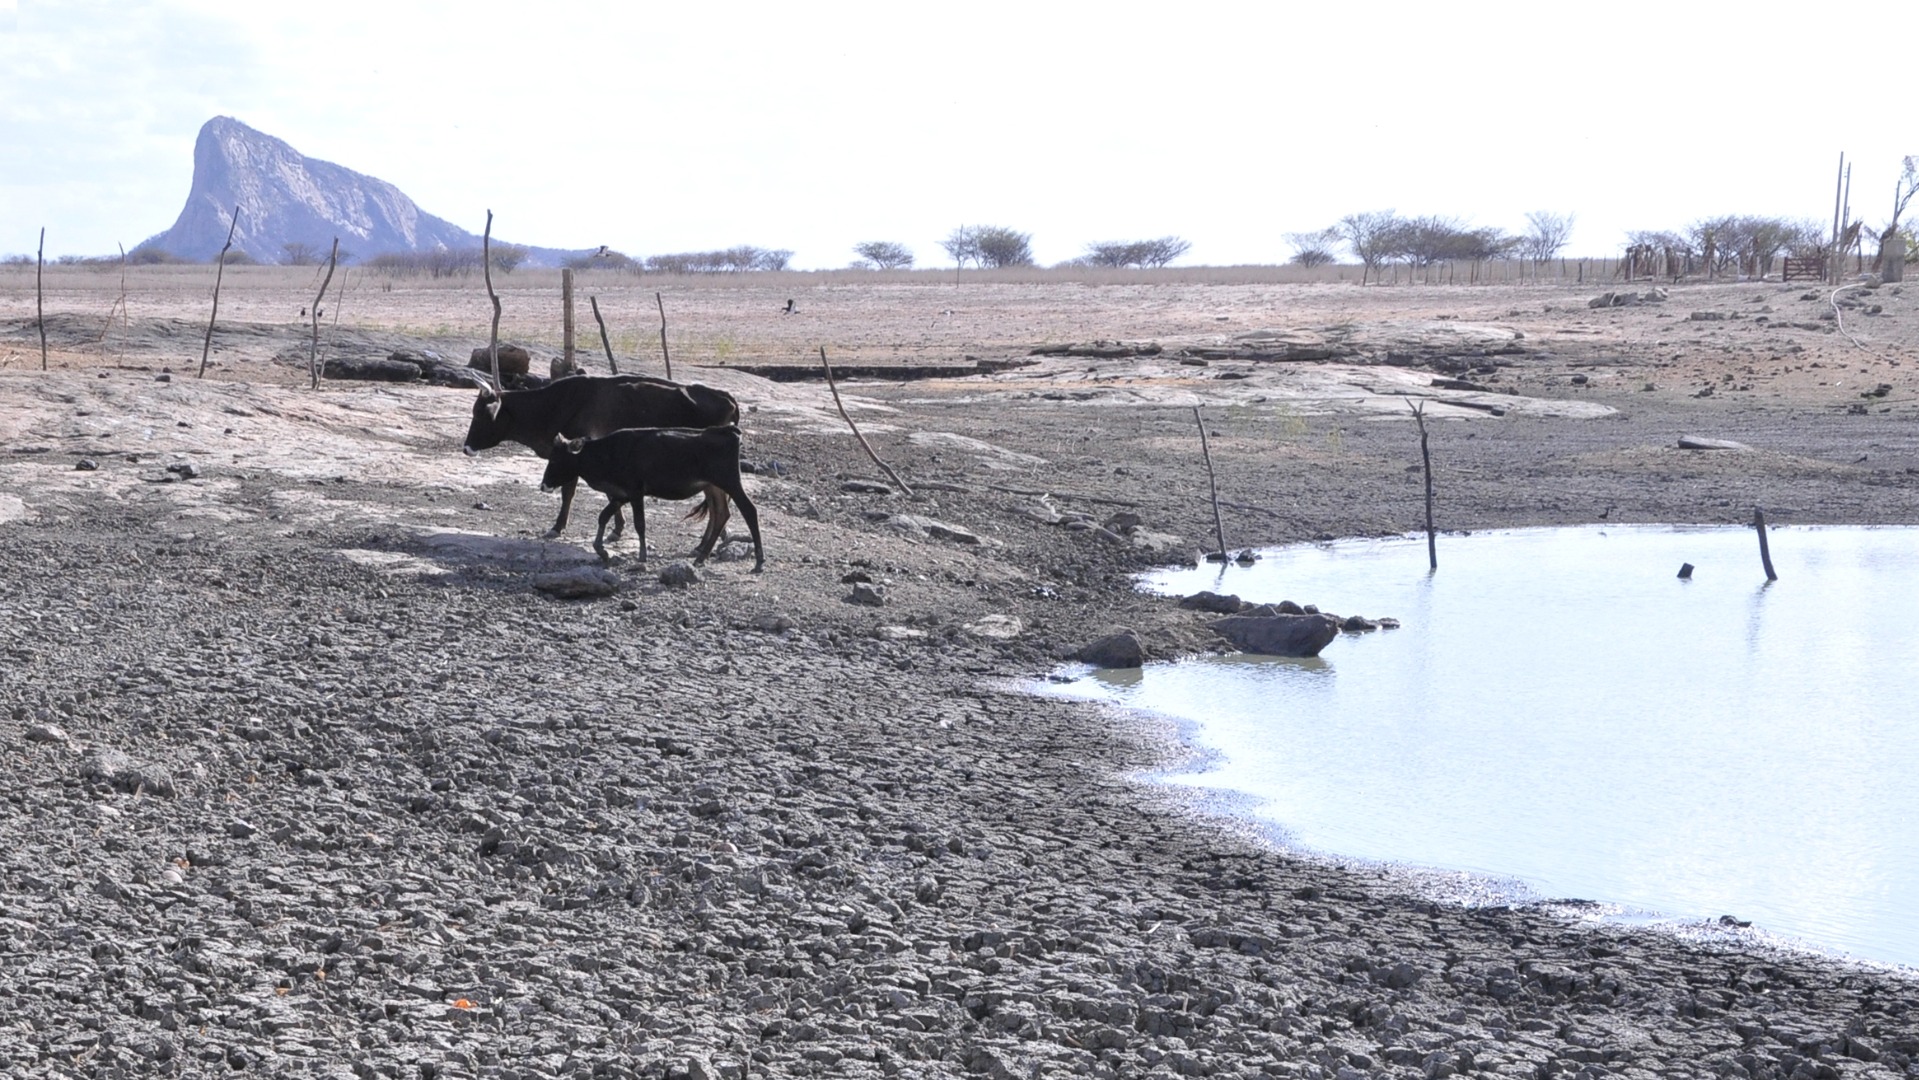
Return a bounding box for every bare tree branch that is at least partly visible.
[819,346,912,497]
[308,238,338,389]
[198,205,240,378]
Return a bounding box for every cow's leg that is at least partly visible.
[592,500,621,564]
[691,487,733,562]
[548,477,577,538]
[724,482,765,573]
[633,496,648,563]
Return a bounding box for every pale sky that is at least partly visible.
[4,0,1912,267]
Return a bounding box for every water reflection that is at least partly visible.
[1050,526,1919,970]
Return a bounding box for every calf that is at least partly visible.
[461,373,739,547]
[540,426,765,572]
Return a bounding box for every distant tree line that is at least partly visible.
[640,246,794,274]
[364,245,527,277]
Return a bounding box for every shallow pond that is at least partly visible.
[1046,526,1919,970]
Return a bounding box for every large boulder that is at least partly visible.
[1075,630,1145,669]
[1208,614,1340,657]
[469,344,532,377]
[322,355,423,382]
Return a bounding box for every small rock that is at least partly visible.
[1178,591,1246,614]
[25,723,69,744]
[962,614,1022,639]
[1676,435,1750,451]
[841,480,895,494]
[154,372,172,382]
[886,514,983,544]
[1340,615,1379,632]
[1103,511,1142,533]
[75,459,98,472]
[164,462,199,479]
[1076,631,1144,669]
[848,582,887,606]
[1130,528,1183,554]
[81,748,176,797]
[840,570,873,584]
[753,614,795,633]
[658,562,701,588]
[532,566,621,598]
[227,819,257,840]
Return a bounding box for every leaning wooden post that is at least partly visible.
[655,290,673,381]
[1193,405,1229,561]
[35,227,47,371]
[589,296,619,373]
[1412,400,1437,570]
[560,268,576,373]
[1753,506,1778,582]
[482,210,503,390]
[197,205,240,378]
[306,238,339,388]
[819,346,913,497]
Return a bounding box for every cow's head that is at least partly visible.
[538,434,588,492]
[460,373,505,456]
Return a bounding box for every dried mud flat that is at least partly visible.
[2,269,1918,1079]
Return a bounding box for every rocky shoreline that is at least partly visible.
[4,276,1919,1078]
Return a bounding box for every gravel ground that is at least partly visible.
[2,272,1916,1078]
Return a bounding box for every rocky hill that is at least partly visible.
[137,117,574,267]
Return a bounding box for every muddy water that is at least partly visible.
[1054,526,1919,969]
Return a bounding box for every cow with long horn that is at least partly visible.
[462,371,742,550]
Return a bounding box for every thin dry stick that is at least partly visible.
[331,267,347,330]
[561,268,576,373]
[35,227,47,371]
[483,210,502,390]
[589,296,619,373]
[1411,400,1437,570]
[198,205,240,378]
[655,291,673,381]
[307,238,338,389]
[1753,507,1778,582]
[819,346,912,497]
[1193,405,1228,560]
[109,243,128,363]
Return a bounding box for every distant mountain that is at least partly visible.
[139,117,578,267]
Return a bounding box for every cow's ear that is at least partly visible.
[552,433,568,450]
[562,437,586,454]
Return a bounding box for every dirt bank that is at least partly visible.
[2,270,1915,1078]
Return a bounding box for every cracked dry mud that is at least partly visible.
[2,270,1916,1078]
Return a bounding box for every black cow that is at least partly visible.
[462,374,739,548]
[540,426,764,572]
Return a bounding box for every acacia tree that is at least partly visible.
[974,226,1033,267]
[942,225,1032,268]
[940,226,982,268]
[1081,236,1191,268]
[1337,211,1402,284]
[1284,228,1342,267]
[852,241,914,270]
[1521,211,1576,264]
